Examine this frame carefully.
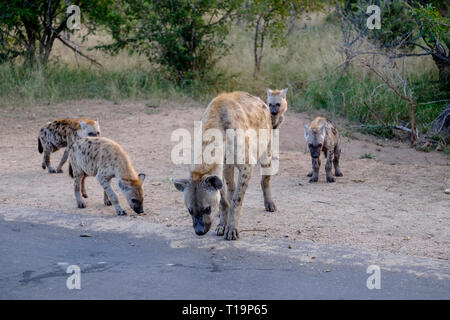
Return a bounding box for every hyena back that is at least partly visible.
[304,117,343,183]
[38,118,100,173]
[172,90,288,240]
[69,137,146,216]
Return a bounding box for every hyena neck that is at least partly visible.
[272,115,284,129]
[190,163,220,182]
[116,160,139,185]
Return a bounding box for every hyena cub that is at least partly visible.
[304,117,343,183]
[38,119,100,173]
[267,88,288,129]
[69,137,146,216]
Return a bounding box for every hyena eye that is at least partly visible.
[275,103,280,107]
[88,132,96,137]
[188,208,193,215]
[202,207,211,215]
[318,143,322,147]
[131,199,139,204]
[269,103,273,107]
[308,143,313,148]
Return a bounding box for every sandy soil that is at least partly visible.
[0,100,449,260]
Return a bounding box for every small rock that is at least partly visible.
[444,189,450,194]
[80,234,91,237]
[129,242,135,246]
[311,256,316,259]
[288,245,292,249]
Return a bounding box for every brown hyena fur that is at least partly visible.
[68,137,146,216]
[38,118,100,173]
[172,90,288,241]
[304,117,343,183]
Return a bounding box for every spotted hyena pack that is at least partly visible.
[69,137,146,216]
[38,118,100,173]
[172,89,288,240]
[304,116,343,183]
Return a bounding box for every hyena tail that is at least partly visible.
[69,162,73,178]
[38,137,43,154]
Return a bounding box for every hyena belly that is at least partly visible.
[69,137,145,216]
[304,117,343,183]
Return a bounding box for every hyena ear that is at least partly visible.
[320,122,327,134]
[304,124,310,140]
[95,119,100,127]
[79,121,87,131]
[138,173,146,184]
[267,88,272,98]
[172,178,189,192]
[204,175,223,191]
[281,88,288,99]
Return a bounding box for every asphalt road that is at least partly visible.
[0,205,449,299]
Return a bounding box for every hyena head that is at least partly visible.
[119,173,146,214]
[172,175,223,236]
[267,88,288,125]
[79,120,101,138]
[304,122,326,159]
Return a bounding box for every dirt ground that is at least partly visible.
[0,100,449,260]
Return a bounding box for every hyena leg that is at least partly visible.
[56,149,69,173]
[103,191,112,206]
[74,174,86,208]
[309,157,321,182]
[97,176,126,216]
[43,149,56,173]
[261,175,276,212]
[333,144,343,177]
[224,164,253,241]
[325,150,335,183]
[81,174,88,198]
[260,148,276,211]
[216,165,234,236]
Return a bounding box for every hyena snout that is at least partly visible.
[192,215,212,236]
[269,104,280,115]
[309,146,321,159]
[130,199,144,214]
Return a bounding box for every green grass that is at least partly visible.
[0,63,221,107]
[360,152,376,159]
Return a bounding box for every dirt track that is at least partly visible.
[0,100,449,260]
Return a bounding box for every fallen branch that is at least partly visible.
[56,35,103,67]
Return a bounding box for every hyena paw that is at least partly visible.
[335,171,343,177]
[104,199,112,206]
[82,193,88,199]
[224,225,239,241]
[56,168,63,173]
[116,209,127,216]
[215,225,225,236]
[42,163,46,170]
[48,168,56,174]
[309,177,318,183]
[307,171,313,177]
[326,176,336,183]
[77,202,86,209]
[264,200,277,212]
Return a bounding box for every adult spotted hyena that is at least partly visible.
[38,118,100,173]
[304,117,343,183]
[172,90,288,240]
[69,137,146,216]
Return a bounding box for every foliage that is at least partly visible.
[97,0,241,82]
[0,0,111,65]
